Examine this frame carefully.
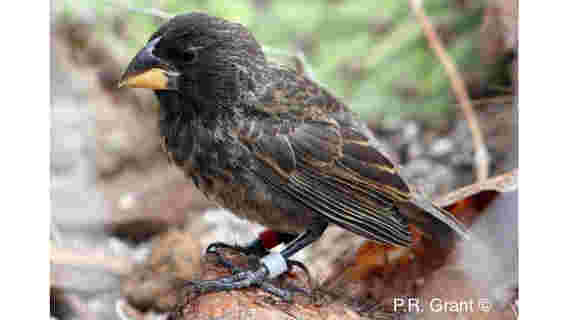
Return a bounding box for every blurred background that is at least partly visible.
[50,0,517,319]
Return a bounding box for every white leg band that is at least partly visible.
[259,252,288,279]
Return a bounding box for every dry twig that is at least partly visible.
[50,243,134,276]
[409,0,490,181]
[435,169,517,208]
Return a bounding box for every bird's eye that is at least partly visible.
[166,46,200,64]
[181,47,199,64]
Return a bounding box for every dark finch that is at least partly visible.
[120,12,470,299]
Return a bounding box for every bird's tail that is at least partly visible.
[397,195,471,248]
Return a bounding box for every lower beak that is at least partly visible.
[118,67,179,90]
[118,37,180,90]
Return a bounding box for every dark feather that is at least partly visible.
[239,113,418,246]
[135,13,470,249]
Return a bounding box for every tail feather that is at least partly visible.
[397,195,471,246]
[423,201,471,240]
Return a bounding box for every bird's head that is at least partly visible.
[119,13,266,109]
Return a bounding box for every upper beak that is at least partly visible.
[118,37,180,90]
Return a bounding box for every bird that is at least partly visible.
[119,12,470,300]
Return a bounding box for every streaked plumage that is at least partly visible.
[121,12,469,253]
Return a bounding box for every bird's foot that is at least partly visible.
[188,249,311,301]
[207,239,269,257]
[206,242,313,286]
[206,241,268,273]
[185,264,295,301]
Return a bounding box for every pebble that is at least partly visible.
[429,138,454,157]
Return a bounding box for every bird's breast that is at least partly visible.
[159,116,312,233]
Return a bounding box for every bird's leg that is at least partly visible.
[207,230,297,257]
[206,231,297,272]
[187,222,328,300]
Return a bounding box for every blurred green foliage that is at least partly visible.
[58,0,491,120]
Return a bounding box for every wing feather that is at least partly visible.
[239,113,415,246]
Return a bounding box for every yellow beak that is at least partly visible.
[118,68,169,90]
[118,36,179,90]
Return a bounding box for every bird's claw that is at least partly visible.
[206,242,240,255]
[198,241,313,301]
[287,259,314,291]
[206,242,256,273]
[207,240,268,257]
[184,266,293,301]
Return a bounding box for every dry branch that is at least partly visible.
[435,169,517,208]
[409,0,490,181]
[50,243,135,276]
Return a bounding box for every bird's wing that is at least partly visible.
[237,112,414,246]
